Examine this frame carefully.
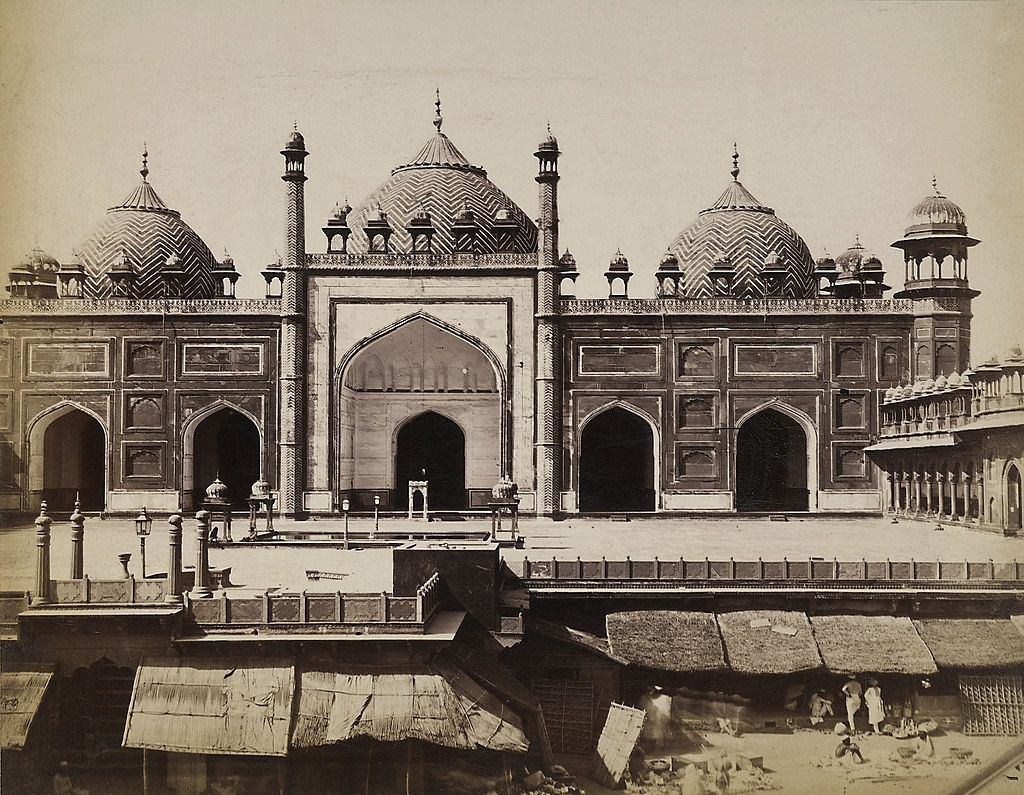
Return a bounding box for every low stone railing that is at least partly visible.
[50,576,168,604]
[560,297,915,316]
[516,557,1024,583]
[185,572,442,629]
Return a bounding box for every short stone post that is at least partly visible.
[32,502,52,606]
[70,495,85,579]
[165,514,184,605]
[191,510,212,598]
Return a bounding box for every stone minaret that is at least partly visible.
[280,126,309,516]
[534,127,561,516]
[892,178,980,379]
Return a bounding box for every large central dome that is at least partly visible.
[668,150,814,298]
[343,103,537,255]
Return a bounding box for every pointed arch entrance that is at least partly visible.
[338,315,503,510]
[579,406,656,512]
[184,407,261,511]
[735,405,813,512]
[395,412,466,510]
[29,405,107,511]
[1007,464,1022,532]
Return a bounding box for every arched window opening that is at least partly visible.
[188,408,260,511]
[880,345,899,380]
[395,412,465,511]
[41,409,105,511]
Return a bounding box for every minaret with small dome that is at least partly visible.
[893,177,980,380]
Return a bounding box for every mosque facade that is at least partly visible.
[2,103,1020,531]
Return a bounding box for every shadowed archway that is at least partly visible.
[188,408,261,510]
[579,407,655,512]
[40,408,106,511]
[395,412,466,510]
[1008,464,1022,532]
[736,407,809,512]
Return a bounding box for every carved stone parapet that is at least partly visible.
[306,252,537,270]
[0,298,281,316]
[560,297,914,316]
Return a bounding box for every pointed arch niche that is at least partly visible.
[734,401,819,512]
[337,315,505,510]
[27,403,109,512]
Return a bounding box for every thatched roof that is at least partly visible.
[718,611,823,674]
[122,657,294,756]
[810,615,937,675]
[914,619,1024,670]
[0,665,54,750]
[606,611,726,673]
[292,662,528,753]
[527,616,627,664]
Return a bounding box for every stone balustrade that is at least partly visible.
[0,297,281,316]
[306,252,537,270]
[560,297,915,315]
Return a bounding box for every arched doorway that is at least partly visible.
[39,408,106,511]
[188,408,261,511]
[736,408,809,512]
[394,412,465,510]
[1008,464,1022,532]
[579,407,655,512]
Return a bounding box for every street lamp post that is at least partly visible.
[135,507,152,579]
[372,495,380,539]
[342,499,350,550]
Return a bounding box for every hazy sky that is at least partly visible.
[2,1,1022,362]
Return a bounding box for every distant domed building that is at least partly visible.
[1,97,1019,534]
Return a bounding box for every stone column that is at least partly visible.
[165,514,184,605]
[885,473,895,513]
[936,472,945,518]
[962,474,973,523]
[32,503,52,606]
[913,473,922,515]
[923,474,932,515]
[191,510,212,598]
[69,496,85,579]
[948,473,958,521]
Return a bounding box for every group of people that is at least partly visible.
[798,674,886,734]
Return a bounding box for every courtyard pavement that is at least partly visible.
[1,515,1021,596]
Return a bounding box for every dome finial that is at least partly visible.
[140,143,149,181]
[932,174,942,196]
[433,88,443,133]
[731,142,740,180]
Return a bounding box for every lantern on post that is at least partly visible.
[372,495,380,539]
[135,507,152,579]
[341,499,350,550]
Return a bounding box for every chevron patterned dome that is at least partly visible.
[74,155,217,299]
[344,107,537,255]
[668,151,814,298]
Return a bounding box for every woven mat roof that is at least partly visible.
[915,619,1024,670]
[122,657,295,756]
[718,611,823,674]
[810,615,937,675]
[606,611,726,673]
[0,665,54,750]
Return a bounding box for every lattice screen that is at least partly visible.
[959,675,1024,735]
[532,679,595,753]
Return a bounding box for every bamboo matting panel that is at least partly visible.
[959,675,1024,735]
[532,679,594,754]
[593,702,646,788]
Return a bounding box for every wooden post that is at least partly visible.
[191,510,212,598]
[70,494,85,579]
[165,514,184,605]
[32,502,52,606]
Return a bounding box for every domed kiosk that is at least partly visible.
[668,147,815,298]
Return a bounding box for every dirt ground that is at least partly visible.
[558,730,1020,795]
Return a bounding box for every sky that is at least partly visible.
[2,0,1022,363]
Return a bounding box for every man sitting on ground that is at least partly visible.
[835,736,864,764]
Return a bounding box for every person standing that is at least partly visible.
[864,678,885,734]
[841,675,863,733]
